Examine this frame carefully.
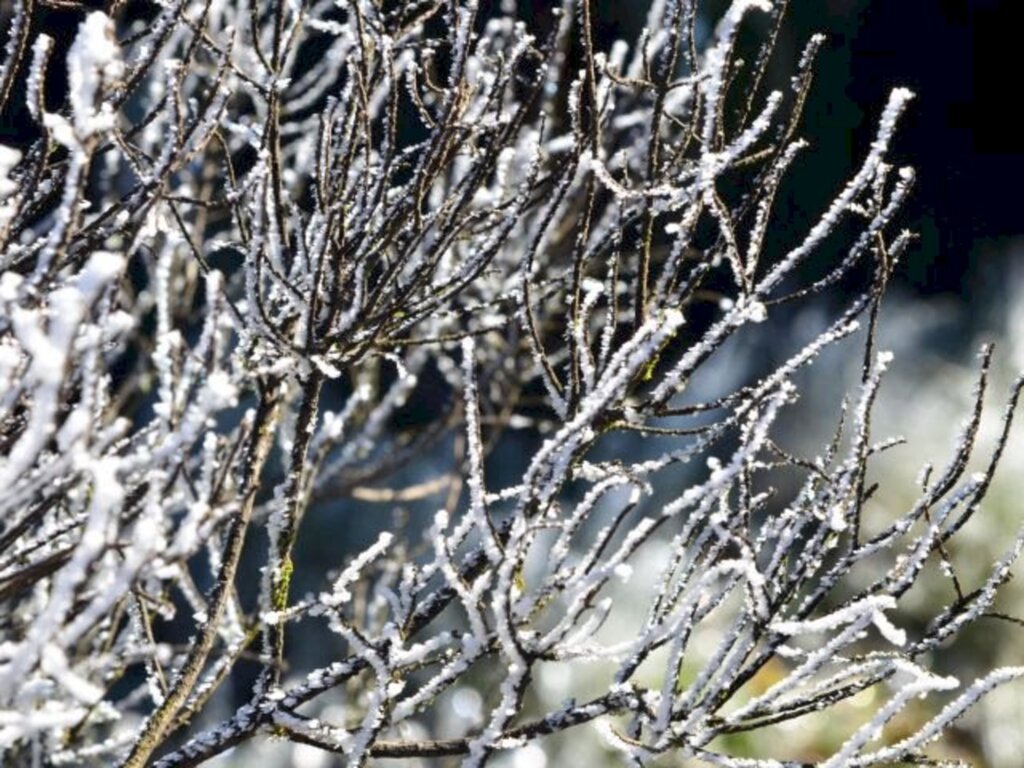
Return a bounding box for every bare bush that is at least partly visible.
[0,1,1021,766]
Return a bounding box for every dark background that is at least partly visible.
[516,0,1024,305]
[785,0,1023,303]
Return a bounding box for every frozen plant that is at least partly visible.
[0,1,1020,766]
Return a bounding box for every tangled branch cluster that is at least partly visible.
[0,0,1021,765]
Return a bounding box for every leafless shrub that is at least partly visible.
[0,1,1021,766]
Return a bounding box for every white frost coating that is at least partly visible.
[738,297,767,323]
[820,660,959,768]
[771,595,900,639]
[203,370,238,409]
[701,1,773,149]
[89,454,124,511]
[0,145,21,230]
[0,455,123,701]
[758,87,915,295]
[25,34,54,122]
[0,247,121,491]
[319,532,394,609]
[0,146,20,197]
[77,250,125,295]
[588,150,683,200]
[844,666,1024,767]
[613,562,634,583]
[66,12,123,141]
[461,336,501,564]
[40,644,103,705]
